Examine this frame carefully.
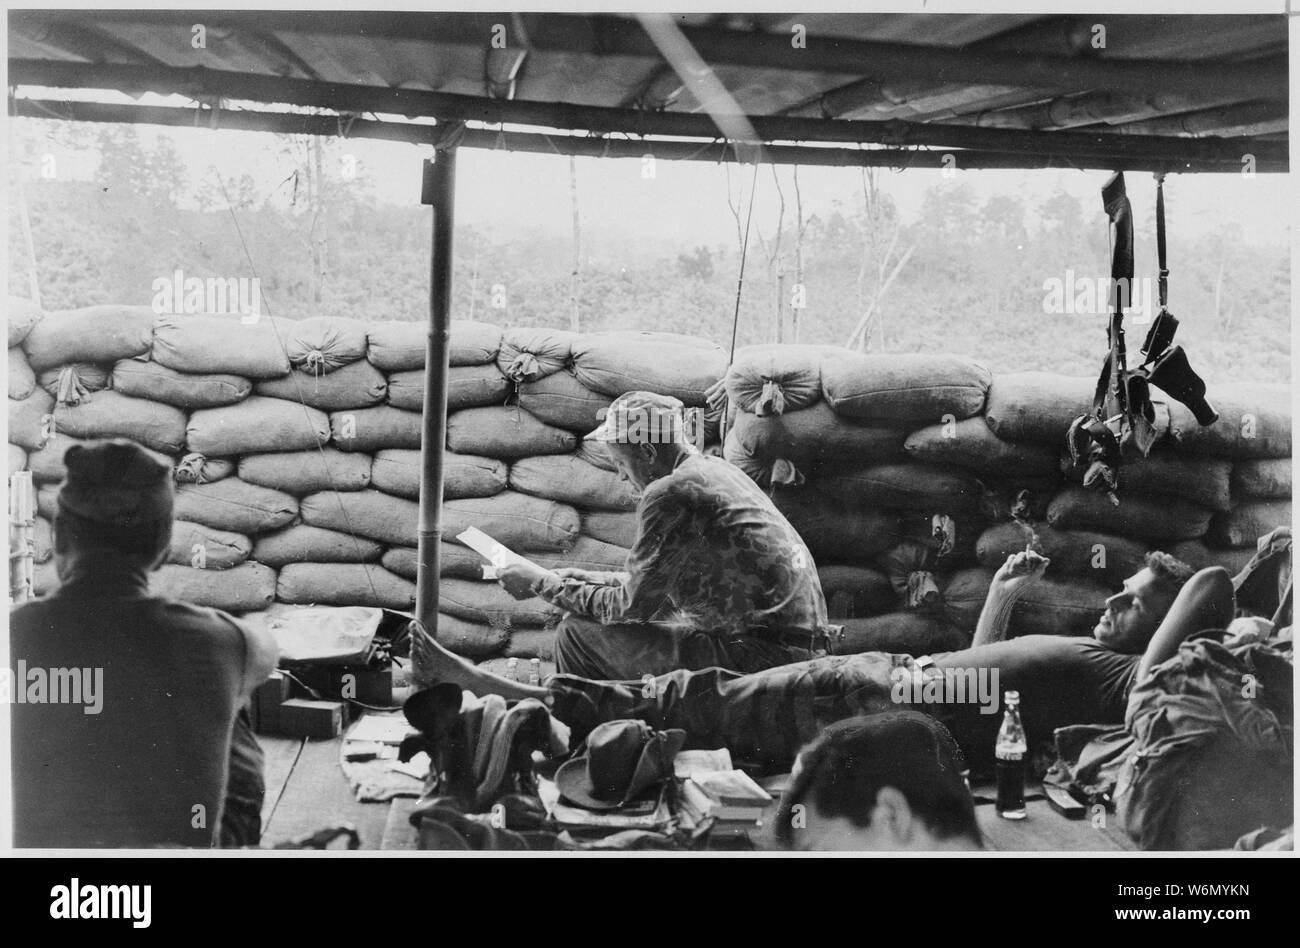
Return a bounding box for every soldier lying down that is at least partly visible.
[417,539,1280,774]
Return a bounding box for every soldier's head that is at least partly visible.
[775,712,982,852]
[1093,551,1195,653]
[585,391,690,494]
[54,439,174,574]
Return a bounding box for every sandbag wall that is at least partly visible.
[723,347,1292,653]
[8,296,1291,664]
[6,298,729,673]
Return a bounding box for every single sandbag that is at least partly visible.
[283,316,369,374]
[835,612,968,657]
[727,402,904,467]
[1231,458,1292,499]
[38,363,112,404]
[1062,451,1233,513]
[517,369,613,433]
[36,484,59,520]
[255,358,386,410]
[505,629,558,661]
[428,613,510,660]
[8,444,26,475]
[167,520,251,570]
[1048,487,1212,542]
[8,296,43,348]
[113,358,252,409]
[904,416,1059,476]
[940,568,1107,636]
[151,314,291,378]
[173,453,236,485]
[8,347,36,399]
[1166,383,1291,459]
[447,405,577,458]
[153,562,277,613]
[371,449,507,500]
[329,405,422,452]
[580,511,639,548]
[387,364,510,412]
[1011,577,1111,637]
[52,390,188,454]
[571,331,726,405]
[444,492,581,553]
[174,478,298,535]
[1166,540,1258,576]
[1208,501,1292,549]
[532,537,632,574]
[253,525,383,567]
[301,489,419,547]
[725,344,830,417]
[238,448,371,494]
[497,327,577,382]
[508,455,637,512]
[366,319,502,370]
[976,522,1149,587]
[817,461,985,516]
[32,516,53,563]
[821,352,990,423]
[188,396,329,456]
[818,564,896,619]
[23,304,153,372]
[438,578,562,629]
[383,544,491,581]
[983,373,1096,443]
[277,563,417,610]
[771,486,900,564]
[7,389,55,451]
[26,432,171,483]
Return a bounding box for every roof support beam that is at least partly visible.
[12,98,1285,173]
[10,60,1284,169]
[11,10,1288,100]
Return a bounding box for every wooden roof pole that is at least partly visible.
[13,98,1287,173]
[11,60,1286,167]
[413,144,457,654]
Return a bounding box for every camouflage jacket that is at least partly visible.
[533,451,830,638]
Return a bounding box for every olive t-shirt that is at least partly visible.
[933,635,1140,765]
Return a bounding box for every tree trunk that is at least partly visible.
[568,155,581,332]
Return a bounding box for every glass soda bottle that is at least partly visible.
[528,658,542,686]
[505,658,519,682]
[995,690,1028,820]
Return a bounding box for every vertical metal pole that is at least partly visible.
[414,149,457,651]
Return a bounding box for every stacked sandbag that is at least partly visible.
[11,303,1287,666]
[720,349,1292,650]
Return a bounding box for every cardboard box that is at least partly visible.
[252,671,291,735]
[329,666,393,706]
[277,699,345,739]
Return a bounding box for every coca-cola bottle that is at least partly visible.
[995,690,1028,820]
[528,658,542,687]
[505,658,519,682]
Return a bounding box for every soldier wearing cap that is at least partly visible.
[9,439,278,848]
[496,391,833,680]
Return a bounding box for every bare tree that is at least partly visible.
[568,155,582,331]
[846,166,913,351]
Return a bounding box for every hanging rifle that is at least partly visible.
[1066,172,1217,501]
